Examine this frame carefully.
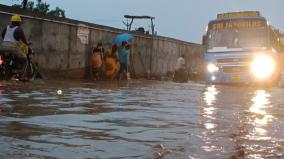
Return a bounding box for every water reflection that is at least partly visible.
[198,85,220,155]
[0,82,10,113]
[0,82,3,95]
[237,89,278,158]
[250,90,270,118]
[249,90,273,140]
[204,85,218,106]
[202,85,218,129]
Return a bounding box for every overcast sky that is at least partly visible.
[1,0,283,43]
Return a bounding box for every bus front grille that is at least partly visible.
[217,58,253,63]
[222,66,249,73]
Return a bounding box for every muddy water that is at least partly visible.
[0,80,284,159]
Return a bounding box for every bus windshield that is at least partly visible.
[207,26,268,51]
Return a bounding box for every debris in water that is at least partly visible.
[57,90,63,95]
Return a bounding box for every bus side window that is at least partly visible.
[270,29,280,52]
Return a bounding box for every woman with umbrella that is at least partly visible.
[91,42,105,80]
[113,33,134,80]
[117,41,129,80]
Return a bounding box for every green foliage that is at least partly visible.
[33,0,49,14]
[48,7,65,18]
[12,0,66,18]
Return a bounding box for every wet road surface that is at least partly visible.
[0,80,284,159]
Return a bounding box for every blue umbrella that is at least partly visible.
[113,33,134,45]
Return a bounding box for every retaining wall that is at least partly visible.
[0,5,204,79]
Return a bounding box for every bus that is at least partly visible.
[203,11,283,84]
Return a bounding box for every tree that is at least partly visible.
[33,0,49,14]
[12,0,66,18]
[48,7,65,18]
[22,0,28,9]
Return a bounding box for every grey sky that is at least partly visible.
[1,0,283,43]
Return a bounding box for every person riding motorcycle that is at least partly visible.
[0,15,28,76]
[173,54,188,82]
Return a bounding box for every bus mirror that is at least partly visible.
[202,35,207,46]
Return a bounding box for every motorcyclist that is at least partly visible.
[173,54,188,82]
[0,15,28,76]
[175,54,186,72]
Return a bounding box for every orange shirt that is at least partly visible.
[92,51,102,68]
[105,49,118,77]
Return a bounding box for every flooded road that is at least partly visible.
[0,80,284,159]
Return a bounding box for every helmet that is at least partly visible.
[11,15,22,22]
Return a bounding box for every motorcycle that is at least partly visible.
[173,68,189,83]
[0,44,39,81]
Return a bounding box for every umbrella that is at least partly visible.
[113,33,134,45]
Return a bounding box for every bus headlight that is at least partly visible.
[207,63,219,73]
[250,54,275,79]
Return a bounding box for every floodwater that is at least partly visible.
[0,80,284,159]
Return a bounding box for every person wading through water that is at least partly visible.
[91,42,105,80]
[105,45,119,80]
[117,41,129,80]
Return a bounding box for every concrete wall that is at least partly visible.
[0,5,204,79]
